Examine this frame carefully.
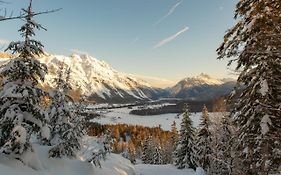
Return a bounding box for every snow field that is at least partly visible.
[91,107,220,130]
[0,136,201,175]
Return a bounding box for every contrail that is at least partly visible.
[155,1,183,25]
[153,26,189,49]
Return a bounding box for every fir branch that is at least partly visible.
[0,8,61,21]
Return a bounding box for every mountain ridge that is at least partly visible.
[169,74,236,101]
[0,53,160,103]
[0,52,236,103]
[41,53,161,103]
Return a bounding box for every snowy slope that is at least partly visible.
[0,136,201,175]
[0,144,94,175]
[170,73,223,95]
[135,164,196,175]
[0,53,160,103]
[42,54,160,102]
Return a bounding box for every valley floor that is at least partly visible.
[91,106,206,130]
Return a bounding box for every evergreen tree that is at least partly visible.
[196,105,212,172]
[174,105,196,170]
[162,122,178,165]
[161,142,173,164]
[209,99,233,175]
[142,136,153,164]
[70,94,87,153]
[127,140,136,164]
[102,129,112,154]
[218,116,233,174]
[88,129,111,168]
[0,0,49,160]
[152,145,163,165]
[156,121,178,164]
[217,0,281,174]
[170,120,179,151]
[48,64,85,158]
[211,116,233,175]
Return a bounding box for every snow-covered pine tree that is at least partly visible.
[141,136,153,164]
[68,84,86,154]
[0,0,49,160]
[209,116,221,174]
[48,63,85,158]
[161,142,173,164]
[88,129,111,168]
[152,144,163,165]
[174,105,196,170]
[217,0,281,174]
[209,99,233,175]
[102,129,112,154]
[218,116,233,174]
[195,105,212,173]
[161,121,178,164]
[211,115,233,175]
[170,120,179,151]
[127,140,136,164]
[48,64,73,156]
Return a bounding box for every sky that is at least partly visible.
[0,0,238,85]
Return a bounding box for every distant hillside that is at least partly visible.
[168,73,236,101]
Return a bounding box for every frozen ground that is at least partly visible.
[91,107,219,130]
[0,144,94,175]
[0,136,201,175]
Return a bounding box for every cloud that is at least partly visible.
[155,1,183,25]
[153,26,189,49]
[129,74,176,88]
[0,39,10,45]
[70,49,90,55]
[219,6,224,11]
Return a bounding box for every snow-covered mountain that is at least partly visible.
[0,53,160,103]
[40,54,162,103]
[170,73,223,95]
[169,73,236,101]
[0,53,235,103]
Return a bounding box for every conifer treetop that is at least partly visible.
[0,0,60,22]
[199,105,210,129]
[5,0,45,57]
[1,0,48,84]
[0,0,55,161]
[174,104,196,170]
[217,0,281,67]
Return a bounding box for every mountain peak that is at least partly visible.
[37,53,160,103]
[169,74,227,98]
[182,73,223,86]
[169,73,235,100]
